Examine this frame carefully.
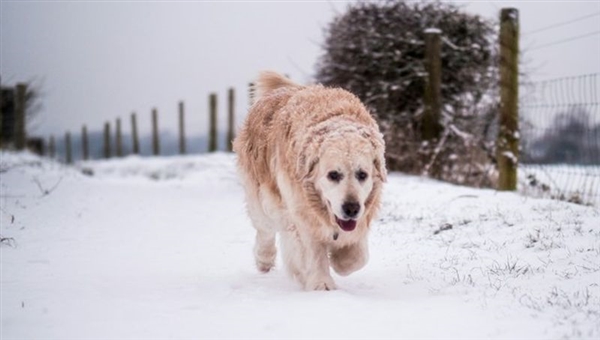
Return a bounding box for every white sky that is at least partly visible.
[2,0,599,138]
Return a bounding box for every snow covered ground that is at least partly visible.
[1,151,599,339]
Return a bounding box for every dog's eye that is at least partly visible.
[356,170,368,181]
[327,171,342,182]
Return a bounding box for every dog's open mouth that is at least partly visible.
[335,217,357,232]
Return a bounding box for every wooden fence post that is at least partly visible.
[131,112,139,154]
[248,82,255,107]
[65,131,72,164]
[14,84,27,150]
[82,125,89,161]
[497,8,519,191]
[48,135,55,159]
[152,108,160,156]
[116,118,123,157]
[227,88,235,152]
[209,93,217,152]
[104,122,111,159]
[0,78,3,149]
[423,29,442,141]
[179,101,186,154]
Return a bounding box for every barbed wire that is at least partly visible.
[528,30,600,51]
[523,11,600,36]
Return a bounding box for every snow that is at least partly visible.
[2,151,599,339]
[441,36,467,51]
[502,151,518,164]
[424,27,442,34]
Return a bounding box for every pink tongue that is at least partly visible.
[336,217,357,232]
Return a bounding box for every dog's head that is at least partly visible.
[299,123,386,233]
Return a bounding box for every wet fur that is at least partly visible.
[233,71,386,290]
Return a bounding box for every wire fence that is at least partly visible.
[519,73,600,206]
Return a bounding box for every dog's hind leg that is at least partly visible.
[244,191,278,273]
[254,229,277,273]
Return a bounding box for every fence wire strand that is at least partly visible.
[520,73,600,206]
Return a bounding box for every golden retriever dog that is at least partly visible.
[233,71,386,290]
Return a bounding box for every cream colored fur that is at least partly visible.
[233,71,386,291]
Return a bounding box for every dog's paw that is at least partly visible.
[330,244,368,277]
[256,259,275,273]
[254,243,276,273]
[306,277,337,291]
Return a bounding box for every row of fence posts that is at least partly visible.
[421,7,519,191]
[7,8,519,191]
[46,88,239,163]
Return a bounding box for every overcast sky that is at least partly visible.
[2,0,599,139]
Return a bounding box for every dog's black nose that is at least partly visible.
[342,202,360,218]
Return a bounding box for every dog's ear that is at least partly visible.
[297,153,319,180]
[297,138,321,180]
[370,129,387,182]
[374,156,387,182]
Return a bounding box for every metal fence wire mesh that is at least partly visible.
[520,73,600,206]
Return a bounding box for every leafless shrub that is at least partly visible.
[316,0,500,187]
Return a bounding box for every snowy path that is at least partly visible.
[1,152,599,339]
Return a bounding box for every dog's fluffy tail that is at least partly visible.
[253,71,301,103]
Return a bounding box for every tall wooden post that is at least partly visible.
[209,93,217,152]
[497,8,519,191]
[82,125,89,161]
[423,29,442,141]
[0,77,3,149]
[152,108,160,156]
[14,84,27,150]
[227,88,235,152]
[116,118,123,157]
[48,135,55,159]
[65,131,72,164]
[248,82,255,107]
[131,112,139,155]
[179,101,186,154]
[104,122,111,159]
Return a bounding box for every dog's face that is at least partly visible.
[314,137,379,232]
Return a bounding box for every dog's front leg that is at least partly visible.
[301,236,336,291]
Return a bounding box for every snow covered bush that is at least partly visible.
[316,0,499,187]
